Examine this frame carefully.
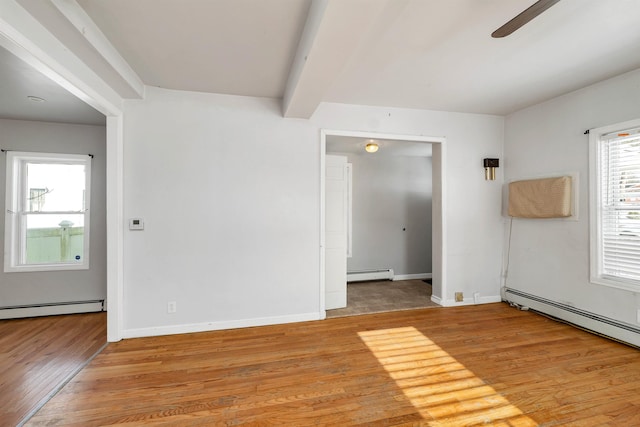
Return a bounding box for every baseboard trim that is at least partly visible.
[347,269,394,282]
[393,273,432,281]
[504,287,640,347]
[122,311,323,339]
[0,300,104,320]
[433,295,502,307]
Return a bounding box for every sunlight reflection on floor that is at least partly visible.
[358,326,539,426]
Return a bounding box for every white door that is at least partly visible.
[325,155,348,309]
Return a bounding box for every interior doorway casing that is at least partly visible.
[0,24,125,341]
[320,129,446,315]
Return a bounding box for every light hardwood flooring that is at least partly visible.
[0,312,107,427]
[25,303,640,426]
[326,279,438,318]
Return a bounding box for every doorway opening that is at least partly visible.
[320,130,446,318]
[0,31,118,424]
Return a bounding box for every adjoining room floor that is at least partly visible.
[326,279,438,318]
[0,312,107,426]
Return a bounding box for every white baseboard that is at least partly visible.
[0,300,104,319]
[505,288,640,347]
[393,273,432,281]
[432,295,501,307]
[347,269,394,282]
[122,311,323,339]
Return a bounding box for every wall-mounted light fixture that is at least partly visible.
[483,158,499,180]
[365,142,379,153]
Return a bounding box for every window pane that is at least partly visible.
[26,163,86,212]
[5,151,91,272]
[599,129,640,283]
[29,188,46,212]
[25,214,85,264]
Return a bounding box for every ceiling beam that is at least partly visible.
[50,0,144,99]
[12,0,143,100]
[282,0,387,119]
[281,0,327,118]
[0,0,123,116]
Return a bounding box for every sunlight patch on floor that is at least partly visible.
[358,326,538,426]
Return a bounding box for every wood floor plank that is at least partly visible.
[25,303,640,426]
[0,312,106,427]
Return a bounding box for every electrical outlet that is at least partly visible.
[455,292,464,302]
[167,301,177,314]
[473,292,480,304]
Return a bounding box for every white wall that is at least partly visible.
[123,89,321,334]
[342,154,432,276]
[504,69,640,326]
[121,86,504,336]
[0,118,106,307]
[313,103,505,306]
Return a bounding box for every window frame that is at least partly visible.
[589,118,640,292]
[4,151,92,273]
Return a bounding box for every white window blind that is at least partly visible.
[598,127,640,284]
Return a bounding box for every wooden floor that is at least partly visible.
[0,312,107,427]
[26,303,640,426]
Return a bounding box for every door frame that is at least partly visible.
[0,15,124,341]
[319,129,447,315]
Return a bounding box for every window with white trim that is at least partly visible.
[4,152,91,272]
[590,120,640,291]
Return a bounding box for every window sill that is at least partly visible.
[4,262,90,273]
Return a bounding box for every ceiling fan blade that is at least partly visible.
[492,0,561,38]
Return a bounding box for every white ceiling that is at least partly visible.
[0,45,104,125]
[325,0,640,115]
[3,0,640,123]
[76,0,640,116]
[77,0,312,98]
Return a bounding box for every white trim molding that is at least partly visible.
[122,312,323,339]
[432,294,501,307]
[348,269,394,282]
[0,0,126,342]
[505,287,640,348]
[0,300,104,319]
[320,129,447,313]
[106,115,124,342]
[588,118,640,293]
[393,273,432,281]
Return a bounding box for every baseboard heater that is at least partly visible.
[0,299,105,320]
[347,269,394,283]
[504,288,640,347]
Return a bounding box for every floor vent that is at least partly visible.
[347,269,394,283]
[0,300,105,320]
[504,287,640,347]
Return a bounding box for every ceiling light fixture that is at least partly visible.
[365,142,379,153]
[27,96,46,103]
